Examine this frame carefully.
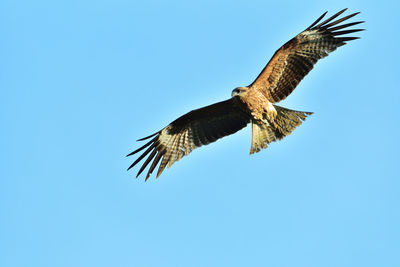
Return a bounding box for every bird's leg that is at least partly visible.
[264,102,277,122]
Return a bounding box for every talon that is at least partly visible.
[265,102,277,122]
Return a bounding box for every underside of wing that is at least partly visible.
[250,9,364,103]
[127,98,251,181]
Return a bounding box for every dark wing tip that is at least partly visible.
[311,8,348,30]
[126,135,159,157]
[126,135,159,175]
[127,131,169,180]
[137,131,160,141]
[340,37,361,41]
[306,11,328,30]
[329,21,365,31]
[127,163,135,171]
[306,9,364,44]
[332,29,365,36]
[307,9,363,32]
[136,149,157,178]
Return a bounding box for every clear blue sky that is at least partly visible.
[1,0,399,266]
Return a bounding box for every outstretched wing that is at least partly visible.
[127,98,251,180]
[249,9,364,103]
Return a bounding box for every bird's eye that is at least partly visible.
[231,88,243,97]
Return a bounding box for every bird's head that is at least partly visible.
[231,87,248,97]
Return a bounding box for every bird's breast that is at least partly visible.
[238,90,272,121]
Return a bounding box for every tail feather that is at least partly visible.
[250,105,312,154]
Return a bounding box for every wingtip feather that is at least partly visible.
[137,131,159,141]
[322,12,361,29]
[306,11,328,30]
[127,136,158,157]
[136,150,157,178]
[313,8,348,29]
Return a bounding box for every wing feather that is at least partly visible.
[249,9,364,103]
[127,98,250,180]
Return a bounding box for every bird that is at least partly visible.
[127,9,364,181]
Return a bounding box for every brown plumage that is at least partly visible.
[128,9,364,180]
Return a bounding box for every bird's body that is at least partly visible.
[127,9,364,180]
[233,87,277,122]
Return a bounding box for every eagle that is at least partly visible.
[127,9,364,180]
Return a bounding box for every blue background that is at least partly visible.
[2,0,399,266]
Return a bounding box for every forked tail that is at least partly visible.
[250,105,312,154]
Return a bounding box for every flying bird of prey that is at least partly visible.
[127,9,364,180]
